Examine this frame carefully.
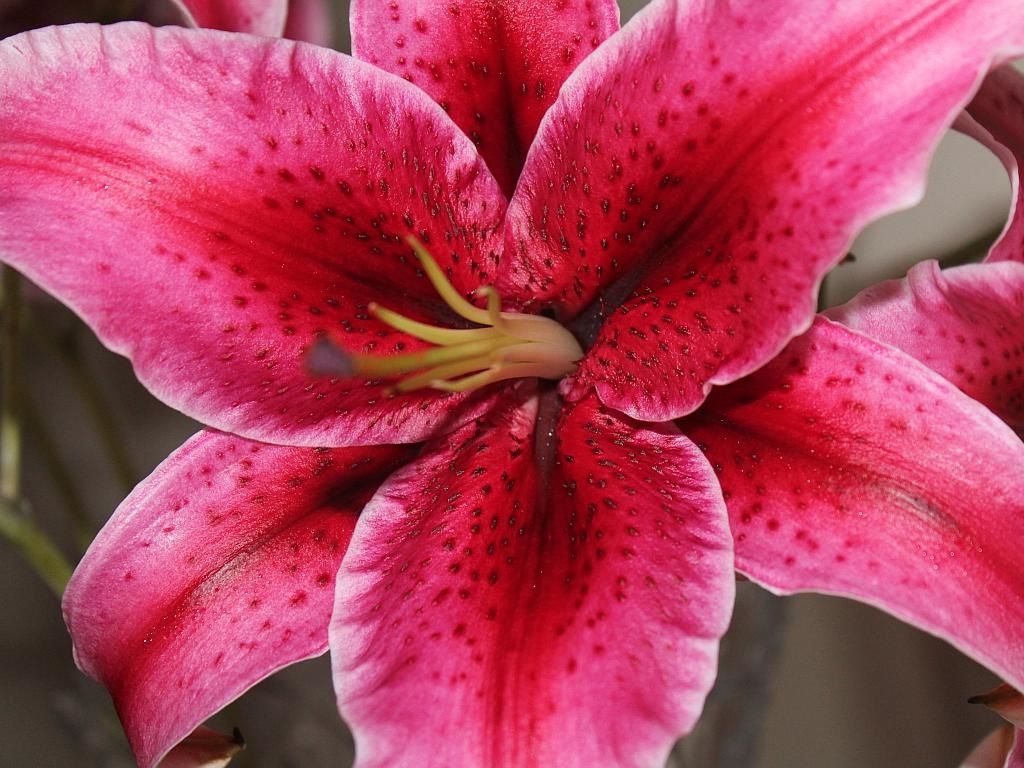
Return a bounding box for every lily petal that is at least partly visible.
[962,65,1024,264]
[960,726,1016,768]
[331,390,733,767]
[826,259,1024,429]
[170,0,289,37]
[0,24,505,447]
[972,684,1024,730]
[156,726,244,768]
[350,0,620,195]
[63,429,411,768]
[283,0,334,47]
[681,317,1024,699]
[501,0,1024,421]
[965,685,1024,768]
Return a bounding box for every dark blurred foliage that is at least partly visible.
[0,0,180,39]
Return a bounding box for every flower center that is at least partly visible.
[308,237,583,393]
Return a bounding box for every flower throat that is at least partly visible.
[307,237,583,393]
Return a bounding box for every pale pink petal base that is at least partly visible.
[331,391,733,767]
[682,318,1024,698]
[64,430,410,768]
[827,259,1024,428]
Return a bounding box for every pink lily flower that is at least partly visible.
[1,1,1024,766]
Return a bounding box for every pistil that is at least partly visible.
[308,237,583,393]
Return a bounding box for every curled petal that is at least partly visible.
[962,65,1024,264]
[64,430,410,768]
[171,0,289,36]
[332,390,733,767]
[503,0,1024,420]
[0,25,505,447]
[681,318,1024,703]
[827,259,1024,429]
[156,726,244,768]
[351,0,620,194]
[971,684,1024,730]
[283,0,334,47]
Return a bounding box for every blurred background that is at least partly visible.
[0,1,1015,766]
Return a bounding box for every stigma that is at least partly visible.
[307,237,583,394]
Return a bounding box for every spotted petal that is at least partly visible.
[0,24,505,447]
[681,318,1024,699]
[500,0,1024,421]
[827,259,1024,429]
[63,429,411,768]
[332,390,733,767]
[350,0,620,195]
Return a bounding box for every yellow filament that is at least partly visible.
[351,336,520,378]
[333,237,583,393]
[391,354,499,392]
[369,303,499,346]
[407,237,491,326]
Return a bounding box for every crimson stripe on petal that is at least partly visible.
[351,0,620,196]
[680,317,1024,696]
[0,25,506,447]
[63,430,411,768]
[502,0,1024,421]
[331,390,733,767]
[827,260,1024,429]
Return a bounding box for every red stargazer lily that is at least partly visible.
[1,1,1024,766]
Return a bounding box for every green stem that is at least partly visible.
[21,393,94,550]
[31,322,136,493]
[0,496,72,597]
[1,267,22,501]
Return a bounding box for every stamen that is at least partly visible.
[310,237,584,393]
[368,302,499,346]
[407,237,491,326]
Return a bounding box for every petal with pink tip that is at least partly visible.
[331,390,733,767]
[501,0,1024,421]
[63,429,411,768]
[350,0,620,195]
[680,317,1024,698]
[972,684,1024,729]
[0,24,505,447]
[962,65,1024,264]
[827,260,1024,429]
[171,0,288,36]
